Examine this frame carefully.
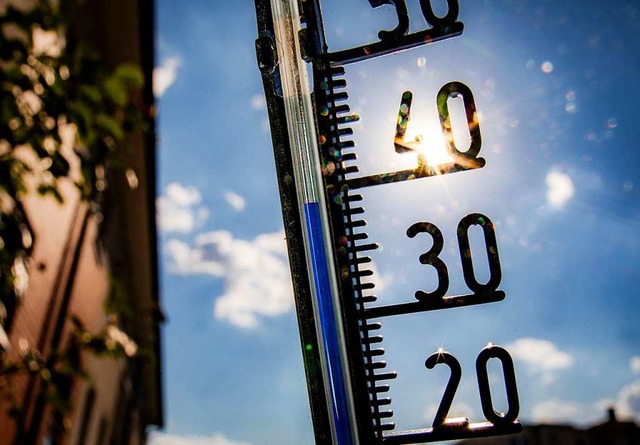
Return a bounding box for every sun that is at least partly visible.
[393,90,467,168]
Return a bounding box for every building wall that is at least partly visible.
[0,0,160,444]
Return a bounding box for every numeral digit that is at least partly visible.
[393,83,485,171]
[368,0,409,40]
[437,82,485,169]
[476,345,520,425]
[425,350,462,427]
[407,222,449,300]
[408,214,501,298]
[394,91,414,153]
[424,346,520,430]
[420,0,460,28]
[457,213,501,294]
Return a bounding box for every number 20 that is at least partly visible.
[426,344,519,428]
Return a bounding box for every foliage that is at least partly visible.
[0,316,137,430]
[0,0,145,437]
[0,0,144,328]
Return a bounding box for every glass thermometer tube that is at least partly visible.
[270,0,358,443]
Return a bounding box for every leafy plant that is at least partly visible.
[0,316,138,430]
[0,0,144,329]
[0,0,146,436]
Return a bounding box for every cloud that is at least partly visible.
[545,169,575,209]
[530,379,640,426]
[616,380,640,419]
[505,338,573,385]
[506,338,573,371]
[532,399,598,424]
[164,230,293,329]
[148,432,251,445]
[157,182,209,233]
[153,56,181,97]
[250,93,265,110]
[529,359,640,426]
[631,356,640,374]
[223,190,246,212]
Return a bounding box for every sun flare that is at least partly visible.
[398,124,455,168]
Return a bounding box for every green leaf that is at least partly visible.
[103,77,127,107]
[95,113,124,141]
[113,64,144,89]
[78,85,102,105]
[68,101,93,141]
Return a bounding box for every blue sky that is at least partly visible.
[149,1,640,444]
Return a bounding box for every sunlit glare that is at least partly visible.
[402,124,455,168]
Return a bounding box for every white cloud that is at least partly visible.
[532,399,598,424]
[506,338,573,372]
[538,372,557,386]
[223,190,246,212]
[157,182,209,233]
[506,338,573,386]
[250,93,265,110]
[165,239,223,276]
[630,356,640,374]
[148,432,251,445]
[545,169,575,209]
[153,56,181,97]
[530,377,640,426]
[616,380,640,419]
[164,230,293,329]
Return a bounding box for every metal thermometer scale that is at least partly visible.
[255,0,523,443]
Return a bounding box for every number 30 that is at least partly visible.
[407,213,501,300]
